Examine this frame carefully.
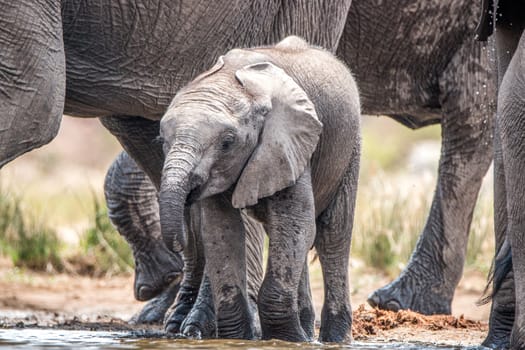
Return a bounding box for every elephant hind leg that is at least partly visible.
[298,258,315,340]
[369,38,495,315]
[497,30,525,349]
[315,155,359,343]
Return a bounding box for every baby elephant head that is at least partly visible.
[159,56,322,252]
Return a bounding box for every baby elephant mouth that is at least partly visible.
[186,185,203,205]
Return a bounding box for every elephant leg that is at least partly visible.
[369,38,495,315]
[298,259,315,340]
[200,194,255,339]
[179,275,216,339]
[105,151,183,301]
[241,211,265,338]
[164,205,206,334]
[315,161,358,343]
[99,116,164,189]
[0,0,65,167]
[497,26,525,350]
[483,240,515,349]
[258,170,315,342]
[483,117,515,349]
[484,14,525,349]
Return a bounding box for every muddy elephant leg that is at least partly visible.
[178,210,266,339]
[315,161,358,343]
[369,39,495,315]
[495,25,525,350]
[99,116,164,189]
[0,0,65,167]
[179,275,216,338]
[483,116,515,349]
[241,211,265,338]
[200,194,255,339]
[164,204,206,334]
[258,170,315,342]
[483,13,525,349]
[298,259,315,340]
[104,151,183,323]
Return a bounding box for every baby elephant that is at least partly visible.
[159,36,360,342]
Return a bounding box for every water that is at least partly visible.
[0,329,487,350]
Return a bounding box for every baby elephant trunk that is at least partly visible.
[159,147,198,253]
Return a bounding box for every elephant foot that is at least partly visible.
[367,273,451,315]
[299,304,315,340]
[318,304,352,343]
[260,308,309,342]
[511,327,525,350]
[261,319,309,342]
[163,287,198,334]
[129,282,180,325]
[179,300,216,339]
[483,303,514,349]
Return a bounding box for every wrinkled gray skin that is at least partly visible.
[0,0,352,324]
[104,152,183,322]
[340,0,496,315]
[0,0,496,331]
[105,0,495,325]
[476,0,525,349]
[158,36,360,342]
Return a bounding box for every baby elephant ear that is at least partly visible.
[232,62,322,208]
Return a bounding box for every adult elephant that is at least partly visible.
[476,0,525,349]
[339,0,496,315]
[0,0,352,324]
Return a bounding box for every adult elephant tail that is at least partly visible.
[478,237,513,305]
[475,0,494,41]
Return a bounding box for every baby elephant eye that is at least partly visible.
[220,134,236,151]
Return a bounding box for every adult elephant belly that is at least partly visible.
[60,0,278,119]
[339,0,482,127]
[337,0,496,315]
[61,0,352,120]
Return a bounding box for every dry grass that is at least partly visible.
[0,117,495,279]
[352,167,494,277]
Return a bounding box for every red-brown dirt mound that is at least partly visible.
[352,304,488,341]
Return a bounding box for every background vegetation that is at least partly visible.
[0,116,494,279]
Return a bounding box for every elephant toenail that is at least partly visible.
[367,293,381,308]
[385,300,401,311]
[165,320,182,335]
[183,325,202,339]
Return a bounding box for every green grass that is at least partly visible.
[0,185,63,272]
[74,195,134,276]
[0,184,133,276]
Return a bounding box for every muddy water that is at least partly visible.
[0,329,486,350]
